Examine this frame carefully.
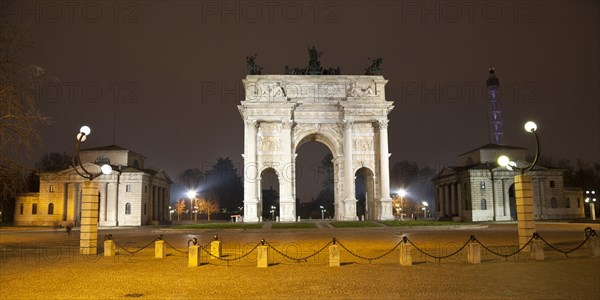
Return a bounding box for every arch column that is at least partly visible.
[342,120,357,220]
[444,184,450,217]
[243,120,260,222]
[377,120,393,220]
[279,120,295,222]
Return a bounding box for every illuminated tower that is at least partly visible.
[487,67,503,144]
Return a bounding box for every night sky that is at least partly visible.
[7,1,599,203]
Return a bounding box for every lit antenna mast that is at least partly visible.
[487,67,503,144]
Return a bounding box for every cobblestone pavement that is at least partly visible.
[1,223,599,299]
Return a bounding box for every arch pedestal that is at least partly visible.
[238,75,394,222]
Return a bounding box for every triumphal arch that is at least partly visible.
[238,74,394,222]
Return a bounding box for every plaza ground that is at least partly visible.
[1,222,599,299]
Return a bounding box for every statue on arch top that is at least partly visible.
[246,54,263,75]
[364,57,383,75]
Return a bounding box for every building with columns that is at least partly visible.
[433,144,584,222]
[238,75,394,222]
[15,145,172,226]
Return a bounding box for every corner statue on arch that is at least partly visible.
[238,73,394,222]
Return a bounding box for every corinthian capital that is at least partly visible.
[245,120,258,128]
[280,119,294,130]
[377,119,389,129]
[343,119,354,130]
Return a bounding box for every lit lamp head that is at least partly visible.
[524,121,537,133]
[497,155,517,171]
[76,125,91,142]
[186,190,196,199]
[101,164,112,175]
[422,201,429,207]
[586,191,597,203]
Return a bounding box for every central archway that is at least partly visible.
[239,75,395,222]
[295,133,338,219]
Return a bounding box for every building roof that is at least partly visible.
[458,143,526,157]
[80,144,145,159]
[81,144,128,151]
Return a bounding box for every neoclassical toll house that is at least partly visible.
[238,75,395,222]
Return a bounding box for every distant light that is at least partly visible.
[101,164,112,175]
[80,126,91,136]
[524,121,537,133]
[497,155,510,167]
[186,190,196,199]
[398,189,407,197]
[422,201,429,207]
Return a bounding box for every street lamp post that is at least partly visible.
[320,205,326,220]
[72,126,113,255]
[497,121,540,248]
[186,190,196,221]
[270,205,276,221]
[586,190,597,220]
[422,201,429,219]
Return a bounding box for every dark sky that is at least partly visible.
[8,0,599,203]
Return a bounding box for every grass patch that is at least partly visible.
[380,220,474,227]
[329,221,382,228]
[169,223,263,229]
[271,222,317,229]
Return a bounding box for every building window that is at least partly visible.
[551,197,557,208]
[20,203,24,215]
[480,181,486,189]
[95,155,110,165]
[481,199,487,210]
[549,181,555,188]
[48,203,54,214]
[578,197,581,208]
[143,203,147,215]
[125,203,131,215]
[49,185,55,192]
[126,185,131,192]
[565,197,570,208]
[145,185,148,193]
[32,204,38,215]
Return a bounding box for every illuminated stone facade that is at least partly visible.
[434,144,584,222]
[14,145,172,226]
[238,75,395,222]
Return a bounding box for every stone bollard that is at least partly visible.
[210,236,222,259]
[188,245,200,267]
[467,240,481,264]
[587,236,600,257]
[329,240,340,267]
[155,240,166,258]
[399,237,412,266]
[257,241,269,268]
[104,239,115,257]
[297,216,301,222]
[530,239,545,261]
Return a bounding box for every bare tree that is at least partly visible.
[0,23,52,221]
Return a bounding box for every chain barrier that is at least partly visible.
[535,229,595,257]
[112,236,158,255]
[101,227,598,262]
[162,239,189,255]
[473,235,535,261]
[199,241,263,264]
[265,239,333,263]
[335,238,404,264]
[406,237,471,263]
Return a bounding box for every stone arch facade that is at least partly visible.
[238,75,394,222]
